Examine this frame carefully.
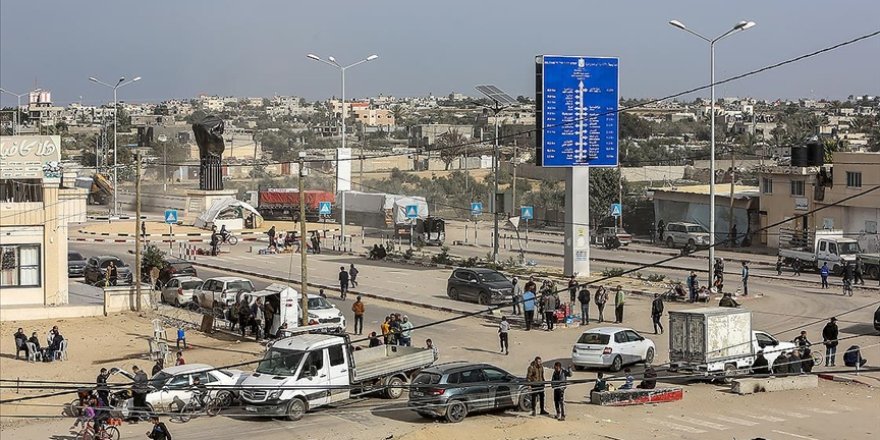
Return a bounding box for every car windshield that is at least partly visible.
[181,281,203,290]
[577,333,611,345]
[686,225,707,233]
[256,349,305,376]
[227,281,253,292]
[478,272,507,282]
[100,259,125,268]
[308,297,333,310]
[148,372,171,389]
[838,242,861,254]
[69,253,84,261]
[413,373,441,385]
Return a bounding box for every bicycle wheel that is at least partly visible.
[227,236,238,246]
[100,426,120,440]
[206,398,221,417]
[178,401,195,423]
[812,350,823,366]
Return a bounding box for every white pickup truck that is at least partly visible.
[240,332,436,421]
[668,307,796,378]
[778,228,860,274]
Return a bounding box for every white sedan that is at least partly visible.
[571,327,656,372]
[119,364,247,417]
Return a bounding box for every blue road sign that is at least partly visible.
[521,206,534,220]
[318,201,332,215]
[610,203,622,217]
[539,55,619,167]
[471,202,483,216]
[164,209,178,224]
[405,205,419,219]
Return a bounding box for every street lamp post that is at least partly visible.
[669,19,755,275]
[89,75,141,216]
[0,88,28,135]
[306,53,378,243]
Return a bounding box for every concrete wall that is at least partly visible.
[0,285,152,321]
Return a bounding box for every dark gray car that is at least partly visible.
[68,252,87,277]
[83,256,133,286]
[408,362,532,423]
[446,268,513,305]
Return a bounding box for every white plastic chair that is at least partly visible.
[151,319,168,341]
[54,340,68,361]
[25,342,42,363]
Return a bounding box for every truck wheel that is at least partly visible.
[445,400,468,423]
[666,237,675,248]
[384,377,405,399]
[867,266,879,280]
[721,363,739,384]
[285,398,306,421]
[644,348,655,365]
[610,356,623,372]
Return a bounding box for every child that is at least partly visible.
[71,397,95,430]
[176,327,186,350]
[551,362,572,421]
[619,368,634,389]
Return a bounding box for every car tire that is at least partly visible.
[688,239,696,250]
[173,297,181,308]
[445,400,468,423]
[517,392,533,412]
[610,355,623,372]
[448,287,460,301]
[666,237,675,248]
[216,390,234,408]
[285,397,306,422]
[384,377,404,399]
[478,292,491,306]
[644,347,655,365]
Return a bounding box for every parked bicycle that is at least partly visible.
[77,419,120,440]
[175,394,223,423]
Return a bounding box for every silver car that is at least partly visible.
[161,276,203,307]
[664,222,710,250]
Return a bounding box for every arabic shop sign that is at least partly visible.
[0,136,62,179]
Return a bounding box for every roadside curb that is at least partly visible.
[817,372,875,387]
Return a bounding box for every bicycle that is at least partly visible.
[77,419,120,440]
[176,394,223,423]
[220,233,238,246]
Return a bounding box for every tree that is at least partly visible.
[434,129,468,170]
[589,168,623,228]
[619,112,655,139]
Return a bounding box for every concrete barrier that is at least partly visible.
[590,387,683,406]
[731,374,819,395]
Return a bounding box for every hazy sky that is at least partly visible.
[1,0,878,107]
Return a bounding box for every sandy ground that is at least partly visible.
[0,311,264,429]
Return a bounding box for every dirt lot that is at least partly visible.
[0,311,264,429]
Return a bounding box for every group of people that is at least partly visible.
[378,313,415,346]
[13,325,65,362]
[338,264,359,299]
[209,224,230,256]
[510,275,627,332]
[367,244,389,260]
[226,296,276,340]
[265,226,324,255]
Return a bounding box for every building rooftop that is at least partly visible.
[651,184,760,198]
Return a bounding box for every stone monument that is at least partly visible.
[185,115,237,218]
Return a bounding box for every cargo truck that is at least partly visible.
[668,307,795,378]
[341,191,445,245]
[256,189,335,221]
[240,332,436,421]
[777,228,860,274]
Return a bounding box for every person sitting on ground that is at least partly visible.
[368,332,383,347]
[751,350,771,375]
[637,365,657,389]
[619,368,634,390]
[843,345,868,368]
[377,244,387,260]
[592,372,608,392]
[369,244,380,260]
[787,350,803,374]
[718,292,740,308]
[801,347,815,373]
[772,351,790,375]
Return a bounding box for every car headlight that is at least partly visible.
[308,313,318,319]
[268,390,281,400]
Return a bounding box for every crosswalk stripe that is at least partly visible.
[772,430,821,440]
[739,413,786,422]
[646,419,707,434]
[803,407,838,415]
[709,415,759,426]
[665,415,728,430]
[765,408,810,419]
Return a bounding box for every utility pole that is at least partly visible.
[511,140,517,217]
[298,152,309,326]
[134,152,143,312]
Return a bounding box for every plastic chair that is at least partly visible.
[25,342,42,363]
[157,341,173,364]
[14,338,28,359]
[151,319,168,341]
[148,339,162,361]
[54,340,69,361]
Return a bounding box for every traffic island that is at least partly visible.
[589,387,683,406]
[731,374,819,395]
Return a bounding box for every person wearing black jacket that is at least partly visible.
[751,351,771,375]
[338,266,349,300]
[577,286,590,324]
[96,368,110,405]
[147,416,172,440]
[822,317,839,367]
[132,366,149,420]
[651,293,664,334]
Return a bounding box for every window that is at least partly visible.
[459,369,486,384]
[0,244,41,287]
[867,221,878,234]
[761,177,773,194]
[614,332,627,343]
[197,372,218,383]
[0,179,43,203]
[846,171,862,188]
[482,368,508,382]
[624,330,643,342]
[328,345,345,366]
[829,243,838,255]
[298,350,324,380]
[819,241,827,252]
[755,333,776,349]
[790,180,805,196]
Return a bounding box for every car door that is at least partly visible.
[85,258,98,283]
[624,330,648,362]
[163,278,179,303]
[195,371,220,400]
[326,344,351,403]
[613,331,636,364]
[482,367,514,410]
[298,349,330,408]
[197,280,212,307]
[156,373,191,411]
[459,368,489,412]
[462,271,480,301]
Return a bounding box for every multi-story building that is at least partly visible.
[351,107,395,128]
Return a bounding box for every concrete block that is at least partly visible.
[732,374,819,395]
[590,387,683,406]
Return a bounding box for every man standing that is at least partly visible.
[349,264,359,288]
[687,271,698,303]
[822,317,839,367]
[398,316,413,346]
[351,296,365,335]
[820,262,830,289]
[264,300,276,339]
[550,362,571,421]
[522,287,537,331]
[594,286,608,323]
[251,298,264,340]
[526,356,549,416]
[511,276,522,316]
[542,291,558,331]
[614,285,625,324]
[96,368,110,405]
[267,226,277,251]
[651,293,664,334]
[107,260,118,287]
[577,285,590,324]
[338,266,349,300]
[131,365,149,420]
[498,316,510,355]
[567,276,578,306]
[854,256,865,285]
[210,229,220,256]
[741,261,750,296]
[776,256,783,276]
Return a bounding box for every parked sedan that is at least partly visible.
[408,362,531,423]
[160,276,203,307]
[446,268,514,305]
[194,277,255,308]
[571,327,656,372]
[83,256,133,286]
[143,257,198,288]
[68,252,87,278]
[117,364,246,417]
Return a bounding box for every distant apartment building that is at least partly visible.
[351,107,395,128]
[27,90,63,128]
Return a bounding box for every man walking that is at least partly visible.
[351,296,365,335]
[594,286,608,323]
[542,291,558,331]
[614,285,625,324]
[338,266,349,300]
[526,356,549,416]
[131,365,149,420]
[651,293,664,334]
[741,261,750,296]
[854,256,865,285]
[264,300,275,339]
[252,298,265,340]
[107,260,118,287]
[349,264,359,288]
[522,287,537,331]
[498,316,510,355]
[577,285,590,324]
[550,362,572,421]
[822,317,839,367]
[820,262,830,289]
[687,271,698,303]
